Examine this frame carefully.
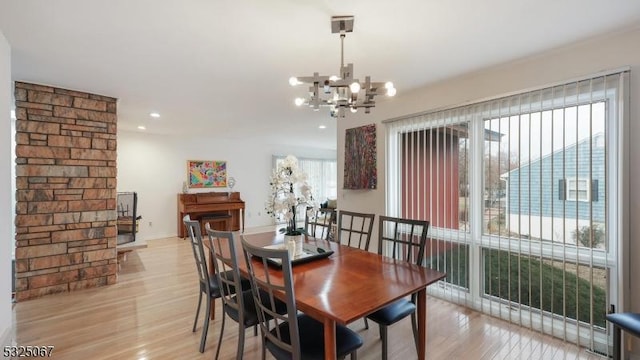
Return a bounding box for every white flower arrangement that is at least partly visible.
[265,155,316,235]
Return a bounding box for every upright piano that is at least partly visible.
[177,191,245,238]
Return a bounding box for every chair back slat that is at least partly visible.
[241,236,302,359]
[378,216,429,266]
[183,215,211,292]
[304,207,336,240]
[205,226,244,317]
[336,210,375,251]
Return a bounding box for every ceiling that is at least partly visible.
[1,1,640,150]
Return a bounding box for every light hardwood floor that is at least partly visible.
[13,236,605,360]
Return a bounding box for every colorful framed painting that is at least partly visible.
[187,160,227,188]
[344,124,377,189]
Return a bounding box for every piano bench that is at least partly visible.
[200,213,232,234]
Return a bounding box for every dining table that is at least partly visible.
[208,231,447,360]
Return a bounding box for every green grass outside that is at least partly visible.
[426,246,607,327]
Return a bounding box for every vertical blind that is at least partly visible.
[385,70,629,354]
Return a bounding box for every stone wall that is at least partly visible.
[13,82,118,301]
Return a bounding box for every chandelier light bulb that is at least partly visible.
[350,107,358,113]
[294,98,305,106]
[387,87,397,97]
[289,77,300,86]
[385,81,394,89]
[349,82,361,93]
[329,75,340,82]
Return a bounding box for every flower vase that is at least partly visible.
[284,234,304,258]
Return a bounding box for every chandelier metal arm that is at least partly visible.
[340,34,346,69]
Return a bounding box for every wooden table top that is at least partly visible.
[233,231,447,325]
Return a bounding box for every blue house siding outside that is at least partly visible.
[506,134,605,223]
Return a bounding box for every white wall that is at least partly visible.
[507,214,592,246]
[117,131,335,240]
[0,29,13,347]
[338,24,640,346]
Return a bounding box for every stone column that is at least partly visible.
[14,82,118,301]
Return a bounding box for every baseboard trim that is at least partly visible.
[0,324,15,348]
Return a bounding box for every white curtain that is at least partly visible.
[273,155,337,222]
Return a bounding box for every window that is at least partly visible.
[273,155,337,203]
[386,71,629,354]
[390,119,471,289]
[566,178,591,202]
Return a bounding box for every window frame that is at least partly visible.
[566,177,591,202]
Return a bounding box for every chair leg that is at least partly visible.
[411,312,418,353]
[193,291,202,332]
[236,324,245,360]
[261,341,266,360]
[351,350,358,360]
[380,325,388,360]
[210,297,216,320]
[254,324,258,336]
[364,318,369,330]
[200,296,211,353]
[214,312,226,360]
[613,325,621,360]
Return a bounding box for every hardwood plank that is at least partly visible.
[13,236,604,359]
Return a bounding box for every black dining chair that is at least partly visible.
[335,210,376,330]
[304,206,336,240]
[183,215,248,353]
[606,312,640,360]
[205,225,286,360]
[240,235,363,360]
[335,210,375,251]
[366,215,429,360]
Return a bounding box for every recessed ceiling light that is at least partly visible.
[137,125,146,130]
[149,112,160,118]
[318,125,327,129]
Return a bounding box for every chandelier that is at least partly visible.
[289,16,396,118]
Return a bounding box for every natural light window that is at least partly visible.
[273,155,337,211]
[386,70,629,354]
[566,178,591,202]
